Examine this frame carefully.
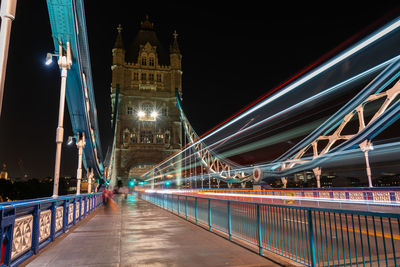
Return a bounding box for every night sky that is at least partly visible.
[0,1,399,178]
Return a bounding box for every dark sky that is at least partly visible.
[0,1,399,178]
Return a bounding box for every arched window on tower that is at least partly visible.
[140,131,153,143]
[149,57,155,66]
[141,102,153,116]
[141,56,147,65]
[130,131,137,143]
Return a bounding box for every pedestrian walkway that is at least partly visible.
[24,194,279,266]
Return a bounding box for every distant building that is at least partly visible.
[111,16,182,185]
[0,163,9,180]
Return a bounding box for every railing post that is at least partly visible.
[62,200,68,233]
[177,195,180,216]
[185,196,188,220]
[228,201,232,241]
[208,199,212,231]
[195,197,198,225]
[0,207,16,266]
[31,204,40,254]
[257,204,263,255]
[307,210,317,267]
[72,198,76,225]
[50,201,56,241]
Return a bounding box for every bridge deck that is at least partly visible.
[24,194,277,267]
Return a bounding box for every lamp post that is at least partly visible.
[360,140,373,187]
[51,42,72,197]
[75,133,86,195]
[0,0,17,117]
[87,168,94,194]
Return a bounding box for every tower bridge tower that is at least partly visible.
[111,16,182,185]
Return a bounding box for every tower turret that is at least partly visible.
[170,30,182,94]
[112,24,125,65]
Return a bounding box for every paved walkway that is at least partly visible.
[24,194,279,267]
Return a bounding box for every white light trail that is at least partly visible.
[198,192,400,206]
[145,56,398,177]
[143,17,400,177]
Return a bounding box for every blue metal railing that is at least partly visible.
[0,193,102,267]
[142,192,400,267]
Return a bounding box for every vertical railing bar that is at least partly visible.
[301,209,308,265]
[289,208,295,261]
[345,214,353,267]
[279,207,284,256]
[266,205,272,252]
[328,212,335,267]
[257,204,263,256]
[287,207,294,260]
[177,195,180,216]
[388,218,397,267]
[283,206,289,258]
[357,215,366,267]
[195,197,198,225]
[318,211,325,267]
[364,215,373,267]
[292,208,299,262]
[228,201,232,241]
[208,199,212,231]
[339,213,347,267]
[351,214,359,267]
[333,212,341,267]
[264,206,271,250]
[185,196,188,220]
[379,217,388,267]
[323,212,330,267]
[314,210,320,266]
[273,206,278,254]
[372,216,380,267]
[308,210,317,267]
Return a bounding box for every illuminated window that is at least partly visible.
[140,131,153,143]
[156,134,164,144]
[149,73,154,81]
[141,73,146,81]
[130,133,136,143]
[133,72,139,81]
[149,57,154,66]
[141,57,147,65]
[141,102,153,116]
[156,74,162,82]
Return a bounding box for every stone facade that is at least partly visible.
[111,17,182,184]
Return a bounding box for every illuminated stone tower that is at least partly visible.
[111,16,182,185]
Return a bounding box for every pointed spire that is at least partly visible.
[113,24,124,49]
[140,15,154,30]
[170,30,180,54]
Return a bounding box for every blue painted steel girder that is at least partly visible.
[46,0,104,178]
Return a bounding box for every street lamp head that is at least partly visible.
[137,110,145,118]
[67,136,74,145]
[45,53,53,65]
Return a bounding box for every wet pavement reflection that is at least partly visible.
[25,193,278,267]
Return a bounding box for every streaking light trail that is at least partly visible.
[142,17,400,177]
[144,56,399,178]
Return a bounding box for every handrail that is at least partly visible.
[142,191,400,266]
[0,192,103,266]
